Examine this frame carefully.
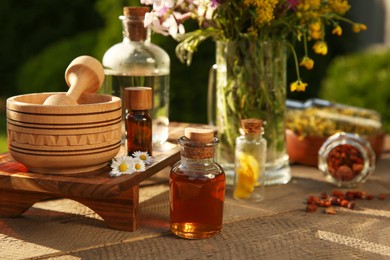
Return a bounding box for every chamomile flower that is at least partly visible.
[132,158,146,172]
[132,151,153,165]
[109,155,134,177]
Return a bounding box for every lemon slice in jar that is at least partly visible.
[234,153,260,199]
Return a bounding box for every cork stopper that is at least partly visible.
[241,118,263,135]
[184,127,214,143]
[122,6,149,41]
[124,87,152,111]
[123,6,150,17]
[182,127,215,159]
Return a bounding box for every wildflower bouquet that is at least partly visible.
[140,0,365,184]
[141,0,366,90]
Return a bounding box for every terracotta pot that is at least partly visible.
[286,129,386,167]
[6,93,122,174]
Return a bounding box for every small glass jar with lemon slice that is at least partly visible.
[234,119,266,202]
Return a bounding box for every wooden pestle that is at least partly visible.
[43,55,105,105]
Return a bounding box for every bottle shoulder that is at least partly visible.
[103,41,170,74]
[126,111,152,120]
[171,160,225,177]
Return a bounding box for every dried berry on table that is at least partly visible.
[305,190,385,215]
[347,201,355,209]
[325,207,337,215]
[306,204,318,213]
[331,190,344,199]
[330,197,341,206]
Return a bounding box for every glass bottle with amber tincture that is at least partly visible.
[125,87,152,156]
[170,128,226,239]
[234,118,266,202]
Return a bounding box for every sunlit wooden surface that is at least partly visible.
[0,122,389,259]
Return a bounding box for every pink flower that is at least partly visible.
[162,13,186,37]
[287,0,299,9]
[211,0,221,7]
[144,12,170,35]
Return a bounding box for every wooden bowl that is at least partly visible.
[286,129,386,167]
[6,93,122,174]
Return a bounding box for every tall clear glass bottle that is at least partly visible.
[170,128,226,239]
[102,6,170,147]
[234,119,266,202]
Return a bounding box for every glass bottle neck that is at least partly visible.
[180,156,216,167]
[242,133,261,141]
[121,16,151,43]
[177,136,219,167]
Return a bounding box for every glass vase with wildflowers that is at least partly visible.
[141,0,366,91]
[140,0,365,184]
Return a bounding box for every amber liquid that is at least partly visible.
[125,111,152,156]
[170,166,225,239]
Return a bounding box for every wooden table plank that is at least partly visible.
[0,144,179,198]
[0,123,388,259]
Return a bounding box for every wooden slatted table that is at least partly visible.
[0,123,389,259]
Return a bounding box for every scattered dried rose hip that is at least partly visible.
[327,144,364,181]
[305,190,385,214]
[325,207,337,215]
[347,201,355,209]
[340,199,349,207]
[331,190,344,199]
[306,204,318,213]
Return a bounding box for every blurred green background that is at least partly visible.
[1,0,389,153]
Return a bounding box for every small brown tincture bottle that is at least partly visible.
[170,127,226,239]
[124,87,152,156]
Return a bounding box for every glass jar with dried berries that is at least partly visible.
[318,132,376,187]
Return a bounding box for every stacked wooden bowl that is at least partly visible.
[6,93,122,174]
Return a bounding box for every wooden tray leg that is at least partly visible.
[0,189,51,217]
[74,185,140,232]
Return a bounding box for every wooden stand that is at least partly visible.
[0,144,180,232]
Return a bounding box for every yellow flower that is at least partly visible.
[328,0,351,15]
[310,30,323,40]
[298,0,321,10]
[290,80,308,92]
[300,56,314,70]
[234,153,260,199]
[309,21,323,40]
[309,21,321,31]
[332,25,343,36]
[244,0,278,25]
[313,41,328,55]
[352,23,367,33]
